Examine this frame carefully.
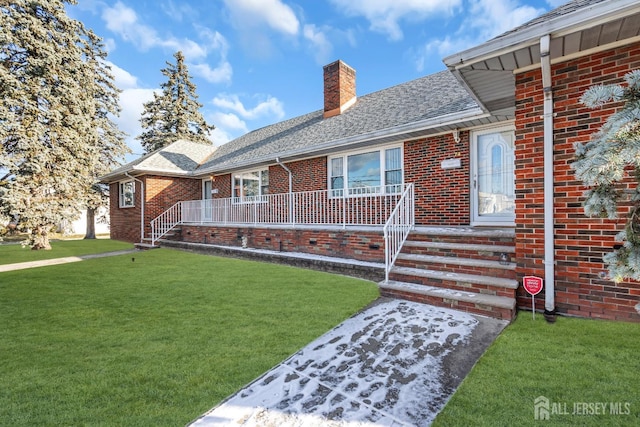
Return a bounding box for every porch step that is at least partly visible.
[390,266,518,296]
[403,240,514,262]
[380,280,516,320]
[395,253,515,278]
[409,226,515,245]
[135,242,160,250]
[383,226,517,320]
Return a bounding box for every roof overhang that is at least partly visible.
[443,0,640,117]
[99,168,193,184]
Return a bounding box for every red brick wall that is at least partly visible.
[270,158,327,194]
[144,175,201,238]
[109,181,142,243]
[108,176,201,243]
[515,43,640,321]
[212,173,232,198]
[211,139,468,226]
[405,133,470,225]
[178,225,385,263]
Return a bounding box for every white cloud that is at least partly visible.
[465,0,545,41]
[160,0,197,22]
[209,112,249,145]
[330,0,462,41]
[303,24,333,65]
[191,62,233,84]
[101,1,207,59]
[117,87,157,156]
[413,0,547,69]
[107,61,138,89]
[222,0,300,35]
[189,28,233,83]
[212,94,285,120]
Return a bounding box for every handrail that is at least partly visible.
[383,183,415,282]
[150,201,182,245]
[180,184,409,227]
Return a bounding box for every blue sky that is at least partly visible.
[67,0,564,160]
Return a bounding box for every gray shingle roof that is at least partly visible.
[100,139,216,182]
[198,70,478,173]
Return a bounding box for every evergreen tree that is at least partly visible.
[137,51,215,153]
[0,0,128,249]
[572,69,640,282]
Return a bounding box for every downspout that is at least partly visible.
[125,173,145,243]
[540,35,556,320]
[275,158,294,225]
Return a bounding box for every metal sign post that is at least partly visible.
[523,276,544,320]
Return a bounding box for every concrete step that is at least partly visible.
[408,226,515,246]
[390,266,518,290]
[403,240,515,254]
[411,226,515,239]
[379,280,516,320]
[135,241,160,250]
[396,253,515,271]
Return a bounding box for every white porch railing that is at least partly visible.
[383,183,415,282]
[150,201,181,245]
[150,184,415,252]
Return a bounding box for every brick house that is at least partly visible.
[101,0,640,322]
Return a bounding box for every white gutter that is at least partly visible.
[540,35,556,317]
[276,157,294,226]
[275,157,293,194]
[125,172,145,243]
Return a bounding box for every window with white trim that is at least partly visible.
[232,169,269,202]
[119,180,135,208]
[329,145,403,197]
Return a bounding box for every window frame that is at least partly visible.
[119,180,135,208]
[231,168,270,204]
[327,144,404,198]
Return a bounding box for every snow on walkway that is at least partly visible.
[191,299,487,426]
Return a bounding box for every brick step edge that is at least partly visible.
[403,240,515,254]
[397,253,516,270]
[379,280,516,310]
[411,226,515,239]
[390,266,519,289]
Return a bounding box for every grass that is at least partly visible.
[0,248,379,426]
[433,313,640,427]
[0,239,133,265]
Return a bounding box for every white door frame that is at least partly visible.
[202,179,213,221]
[470,125,516,226]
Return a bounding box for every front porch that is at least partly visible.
[148,185,517,320]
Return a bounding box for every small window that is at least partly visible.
[385,147,402,193]
[328,145,403,197]
[233,169,269,203]
[119,181,135,208]
[330,157,344,197]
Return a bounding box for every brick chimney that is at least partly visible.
[323,60,356,118]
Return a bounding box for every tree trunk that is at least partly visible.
[31,226,51,250]
[84,207,96,239]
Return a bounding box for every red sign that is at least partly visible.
[523,276,543,296]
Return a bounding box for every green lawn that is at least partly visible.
[0,248,379,426]
[0,239,133,265]
[434,314,640,427]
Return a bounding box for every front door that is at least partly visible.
[203,179,213,222]
[471,127,515,225]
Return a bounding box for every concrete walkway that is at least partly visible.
[0,249,138,273]
[190,298,508,426]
